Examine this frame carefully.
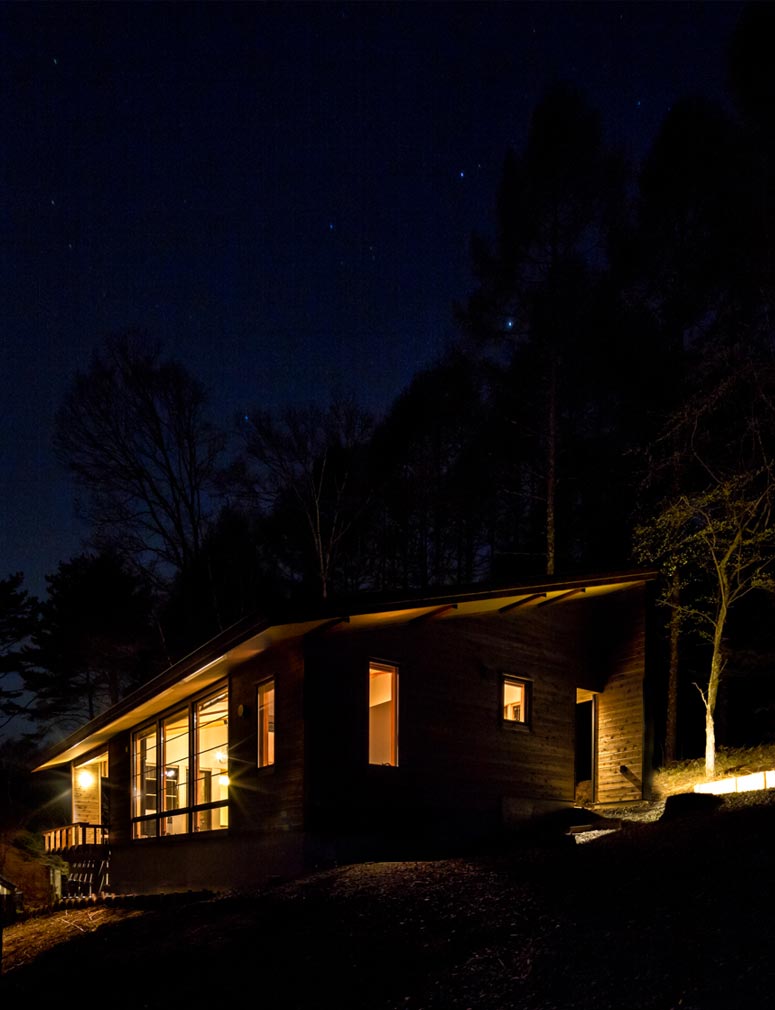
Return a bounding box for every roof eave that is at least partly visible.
[34,568,658,771]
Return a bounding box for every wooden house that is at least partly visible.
[37,570,656,894]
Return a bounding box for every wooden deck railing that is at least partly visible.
[43,823,109,853]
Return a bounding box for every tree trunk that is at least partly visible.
[545,356,557,576]
[704,610,726,779]
[704,704,716,779]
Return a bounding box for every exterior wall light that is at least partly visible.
[76,769,96,789]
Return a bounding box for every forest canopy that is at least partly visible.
[6,5,775,771]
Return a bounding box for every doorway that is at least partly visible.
[575,690,597,805]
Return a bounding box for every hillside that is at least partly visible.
[650,742,775,797]
[3,786,775,1009]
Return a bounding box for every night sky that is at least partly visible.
[1,1,744,598]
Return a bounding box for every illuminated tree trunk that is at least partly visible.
[705,706,716,779]
[701,599,727,779]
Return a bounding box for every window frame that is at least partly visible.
[131,681,229,840]
[501,675,532,729]
[257,677,276,769]
[193,688,229,833]
[160,707,190,836]
[368,660,399,767]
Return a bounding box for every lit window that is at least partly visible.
[194,690,229,832]
[257,679,275,768]
[133,726,158,838]
[369,661,398,766]
[161,710,189,835]
[131,684,228,839]
[503,677,529,724]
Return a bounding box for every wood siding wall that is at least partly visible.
[229,639,306,835]
[107,732,131,845]
[104,643,308,893]
[99,581,649,891]
[593,585,647,804]
[304,602,597,837]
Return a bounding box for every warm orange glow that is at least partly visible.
[131,686,229,838]
[503,678,528,723]
[160,709,189,835]
[72,752,108,824]
[258,679,275,768]
[694,769,775,795]
[76,769,96,789]
[195,689,229,831]
[369,662,398,765]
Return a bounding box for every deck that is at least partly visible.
[42,824,110,895]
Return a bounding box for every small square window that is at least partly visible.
[503,677,530,725]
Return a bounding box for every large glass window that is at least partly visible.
[369,662,398,766]
[257,679,275,768]
[194,690,229,832]
[133,726,158,838]
[131,685,228,839]
[161,709,189,835]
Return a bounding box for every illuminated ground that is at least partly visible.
[3,791,775,1008]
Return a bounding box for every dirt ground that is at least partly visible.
[3,794,775,1009]
[1,906,144,972]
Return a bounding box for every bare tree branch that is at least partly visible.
[53,335,225,582]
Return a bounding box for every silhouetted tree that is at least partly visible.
[637,467,775,778]
[53,334,225,583]
[726,3,775,342]
[236,398,373,600]
[25,552,161,737]
[160,506,289,655]
[369,351,491,590]
[0,574,38,732]
[458,83,627,575]
[620,74,758,760]
[635,343,775,774]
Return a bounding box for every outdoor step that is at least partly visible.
[566,818,622,835]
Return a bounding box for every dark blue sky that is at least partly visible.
[1,1,744,598]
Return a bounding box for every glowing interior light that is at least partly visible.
[218,774,230,788]
[216,750,227,765]
[76,769,96,789]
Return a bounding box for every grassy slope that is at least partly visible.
[652,741,775,796]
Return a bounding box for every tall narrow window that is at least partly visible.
[257,679,275,768]
[369,661,398,766]
[194,690,229,831]
[133,726,158,838]
[503,677,530,725]
[161,709,189,835]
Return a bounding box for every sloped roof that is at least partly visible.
[34,569,657,771]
